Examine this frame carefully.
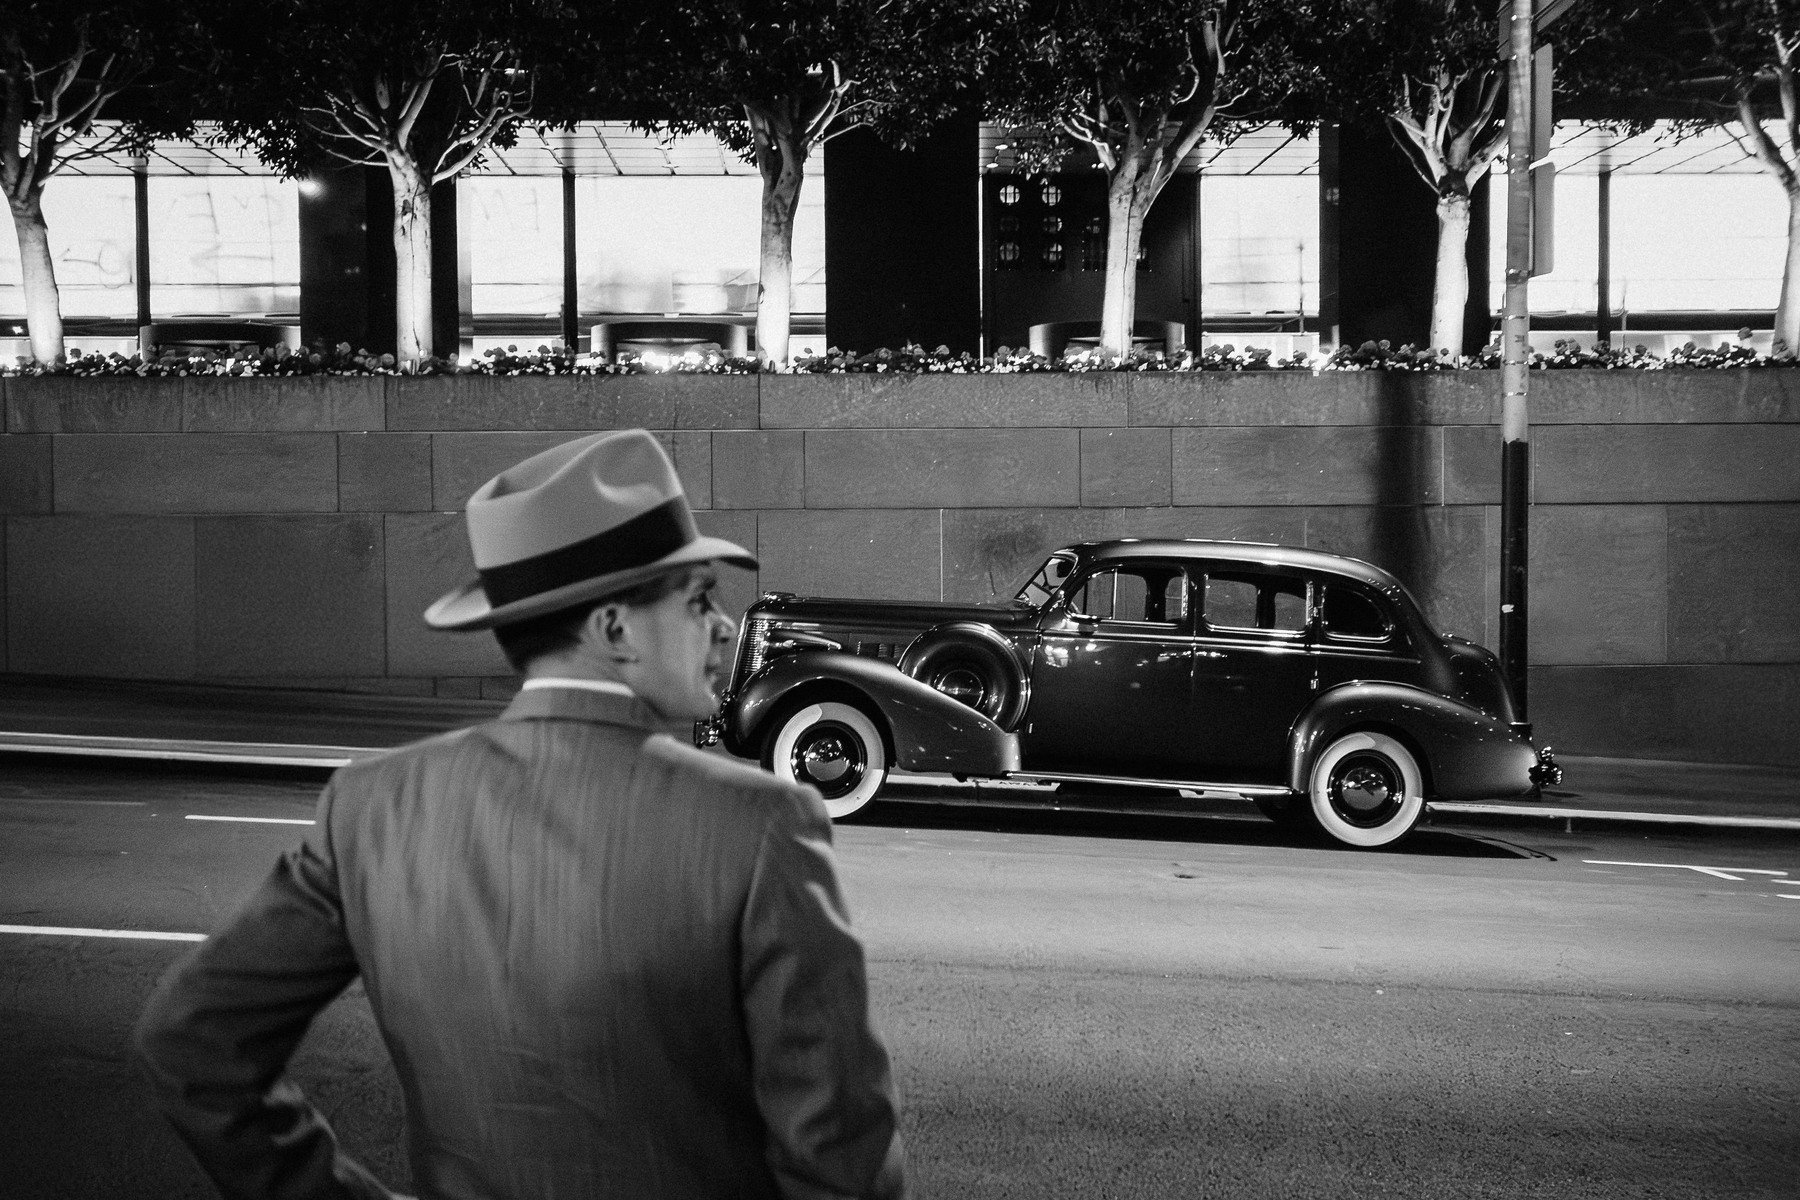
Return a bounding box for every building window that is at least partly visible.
[1040,183,1062,207]
[464,176,561,316]
[998,183,1021,206]
[997,240,1022,268]
[1042,240,1065,270]
[1199,175,1318,319]
[0,176,136,318]
[571,175,825,316]
[146,177,299,318]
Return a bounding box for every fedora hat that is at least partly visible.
[425,429,756,631]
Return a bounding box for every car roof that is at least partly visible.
[1061,539,1407,593]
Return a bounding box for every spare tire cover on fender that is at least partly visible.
[899,624,1029,731]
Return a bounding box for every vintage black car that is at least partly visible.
[700,539,1559,848]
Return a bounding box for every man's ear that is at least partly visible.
[588,602,637,664]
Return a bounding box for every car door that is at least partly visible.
[1023,561,1197,777]
[1187,566,1314,781]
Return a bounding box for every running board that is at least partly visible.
[1004,770,1293,798]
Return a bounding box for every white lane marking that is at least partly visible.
[1584,860,1791,882]
[185,814,315,826]
[0,797,146,806]
[0,730,363,768]
[0,924,204,942]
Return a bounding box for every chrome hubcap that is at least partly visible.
[933,665,988,709]
[791,723,866,800]
[1329,752,1404,828]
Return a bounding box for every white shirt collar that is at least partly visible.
[519,677,636,698]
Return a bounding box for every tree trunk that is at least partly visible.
[1431,191,1472,358]
[1778,188,1800,355]
[388,156,433,366]
[9,191,64,364]
[1100,156,1154,358]
[756,140,807,367]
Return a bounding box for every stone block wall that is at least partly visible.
[2,370,1797,764]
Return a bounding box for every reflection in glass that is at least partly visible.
[0,177,136,317]
[148,177,299,315]
[573,176,824,315]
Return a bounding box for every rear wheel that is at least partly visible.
[1306,731,1424,848]
[763,701,888,820]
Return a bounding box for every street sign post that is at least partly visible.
[1500,0,1536,727]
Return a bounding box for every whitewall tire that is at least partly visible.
[765,701,888,820]
[1306,731,1425,849]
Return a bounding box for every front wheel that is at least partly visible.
[763,701,889,820]
[1306,731,1425,848]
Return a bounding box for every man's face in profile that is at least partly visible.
[620,566,737,722]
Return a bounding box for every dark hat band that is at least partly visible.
[478,497,697,608]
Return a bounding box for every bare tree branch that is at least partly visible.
[1735,83,1797,190]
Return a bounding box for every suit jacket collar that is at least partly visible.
[500,684,691,738]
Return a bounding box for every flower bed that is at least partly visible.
[0,331,1784,378]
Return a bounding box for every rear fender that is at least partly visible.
[725,649,1021,777]
[1287,682,1538,801]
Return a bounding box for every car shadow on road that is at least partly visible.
[853,795,1547,859]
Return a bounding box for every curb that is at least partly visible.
[1424,802,1800,836]
[5,735,1797,835]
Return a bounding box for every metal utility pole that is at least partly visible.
[1500,0,1536,728]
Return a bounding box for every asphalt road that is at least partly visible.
[2,756,1795,1199]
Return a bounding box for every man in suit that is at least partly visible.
[134,429,908,1200]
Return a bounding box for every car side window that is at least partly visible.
[1321,585,1391,642]
[1069,566,1189,626]
[1201,571,1307,636]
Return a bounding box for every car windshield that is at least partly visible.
[1010,553,1077,608]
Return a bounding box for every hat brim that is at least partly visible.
[424,536,758,632]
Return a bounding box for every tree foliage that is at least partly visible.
[195,0,557,363]
[1559,0,1800,347]
[1313,0,1509,354]
[1560,0,1800,173]
[990,0,1324,176]
[985,0,1330,355]
[579,0,1011,363]
[199,0,547,183]
[0,0,200,361]
[1322,0,1506,197]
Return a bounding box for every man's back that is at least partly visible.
[136,686,905,1200]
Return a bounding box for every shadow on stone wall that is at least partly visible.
[1370,372,1431,601]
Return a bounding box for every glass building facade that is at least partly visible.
[0,119,1784,359]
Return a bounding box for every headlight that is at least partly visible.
[740,618,771,678]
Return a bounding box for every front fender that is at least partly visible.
[725,650,1021,777]
[1287,681,1538,801]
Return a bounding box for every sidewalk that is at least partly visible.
[3,674,1797,833]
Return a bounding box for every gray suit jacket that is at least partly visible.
[134,686,907,1200]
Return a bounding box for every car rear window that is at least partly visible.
[1322,586,1390,641]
